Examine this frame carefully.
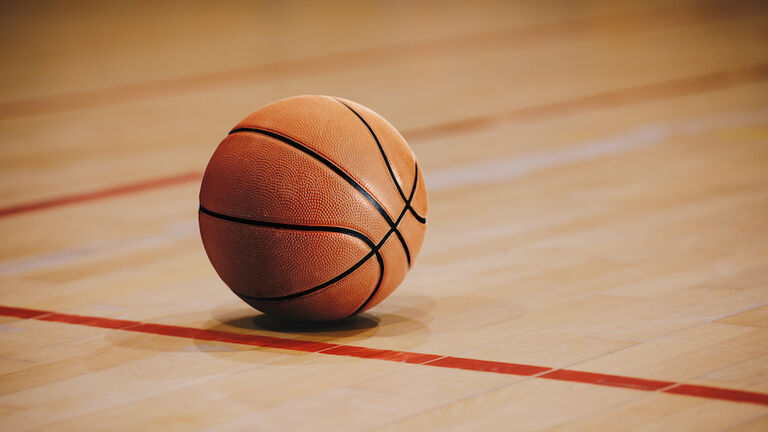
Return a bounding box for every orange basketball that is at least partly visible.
[198,95,428,322]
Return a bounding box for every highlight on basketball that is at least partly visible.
[1,1,767,430]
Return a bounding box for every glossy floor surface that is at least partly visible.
[1,0,768,430]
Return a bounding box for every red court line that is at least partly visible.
[37,313,139,330]
[404,63,768,141]
[0,4,752,121]
[322,345,442,364]
[130,323,338,353]
[0,305,49,319]
[425,356,551,376]
[664,384,768,406]
[2,304,767,407]
[2,64,768,221]
[539,369,674,391]
[0,171,201,218]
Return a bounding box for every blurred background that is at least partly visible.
[2,0,766,207]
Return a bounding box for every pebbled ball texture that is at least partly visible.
[199,95,428,322]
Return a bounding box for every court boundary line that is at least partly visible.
[1,304,766,406]
[405,63,768,141]
[1,64,767,220]
[0,172,201,218]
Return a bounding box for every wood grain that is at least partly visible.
[1,0,767,430]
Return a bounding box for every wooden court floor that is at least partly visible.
[1,0,768,430]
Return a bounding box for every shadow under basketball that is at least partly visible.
[224,312,381,334]
[102,294,434,358]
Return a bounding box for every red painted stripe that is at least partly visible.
[130,323,338,353]
[0,305,49,319]
[37,312,138,330]
[0,172,201,218]
[404,63,768,141]
[1,65,766,220]
[664,384,768,406]
[540,369,675,391]
[2,305,767,407]
[425,356,551,376]
[322,345,442,364]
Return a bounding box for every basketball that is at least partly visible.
[198,95,428,322]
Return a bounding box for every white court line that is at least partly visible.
[1,109,766,275]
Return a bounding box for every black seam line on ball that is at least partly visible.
[395,164,419,267]
[229,127,396,227]
[225,177,416,304]
[199,205,375,248]
[230,126,412,269]
[393,229,410,267]
[233,250,382,304]
[234,250,384,310]
[333,98,427,225]
[231,195,411,303]
[340,165,420,315]
[350,251,385,317]
[200,204,382,303]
